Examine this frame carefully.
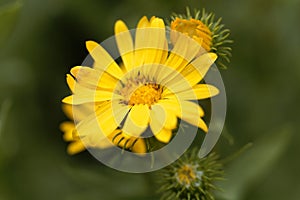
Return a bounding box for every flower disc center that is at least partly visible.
[128,83,162,106]
[175,164,204,188]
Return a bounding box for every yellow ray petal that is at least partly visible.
[76,101,130,146]
[143,18,167,65]
[62,88,122,105]
[181,53,217,86]
[157,99,204,118]
[178,100,205,118]
[67,141,85,155]
[106,130,146,154]
[198,117,208,133]
[134,16,150,67]
[66,74,75,93]
[154,128,172,143]
[111,130,127,147]
[149,109,173,143]
[86,41,124,79]
[159,44,210,92]
[137,16,150,28]
[164,84,219,100]
[163,99,208,132]
[60,121,75,141]
[70,66,80,78]
[94,129,122,149]
[115,20,134,72]
[156,99,182,117]
[63,103,97,122]
[122,104,150,137]
[150,104,177,130]
[131,138,147,153]
[74,66,118,90]
[61,104,74,120]
[159,71,193,94]
[164,33,201,71]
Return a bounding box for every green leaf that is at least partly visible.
[0,0,22,46]
[216,126,292,200]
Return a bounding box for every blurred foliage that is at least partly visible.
[217,126,292,200]
[0,0,300,199]
[0,0,22,47]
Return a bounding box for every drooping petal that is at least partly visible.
[94,129,122,149]
[177,100,205,118]
[151,103,177,130]
[149,110,173,143]
[76,101,130,143]
[177,101,208,132]
[154,128,173,143]
[157,99,207,132]
[155,99,182,117]
[131,138,147,153]
[122,104,150,137]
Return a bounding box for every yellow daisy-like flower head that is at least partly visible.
[170,7,233,69]
[171,17,212,52]
[61,16,219,154]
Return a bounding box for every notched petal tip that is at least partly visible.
[115,20,129,34]
[150,17,165,28]
[137,16,150,28]
[70,66,81,77]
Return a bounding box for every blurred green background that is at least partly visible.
[0,0,299,199]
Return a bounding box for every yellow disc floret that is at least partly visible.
[128,83,162,106]
[171,18,212,52]
[176,164,198,188]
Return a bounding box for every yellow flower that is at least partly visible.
[170,8,233,69]
[171,18,212,52]
[62,16,219,153]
